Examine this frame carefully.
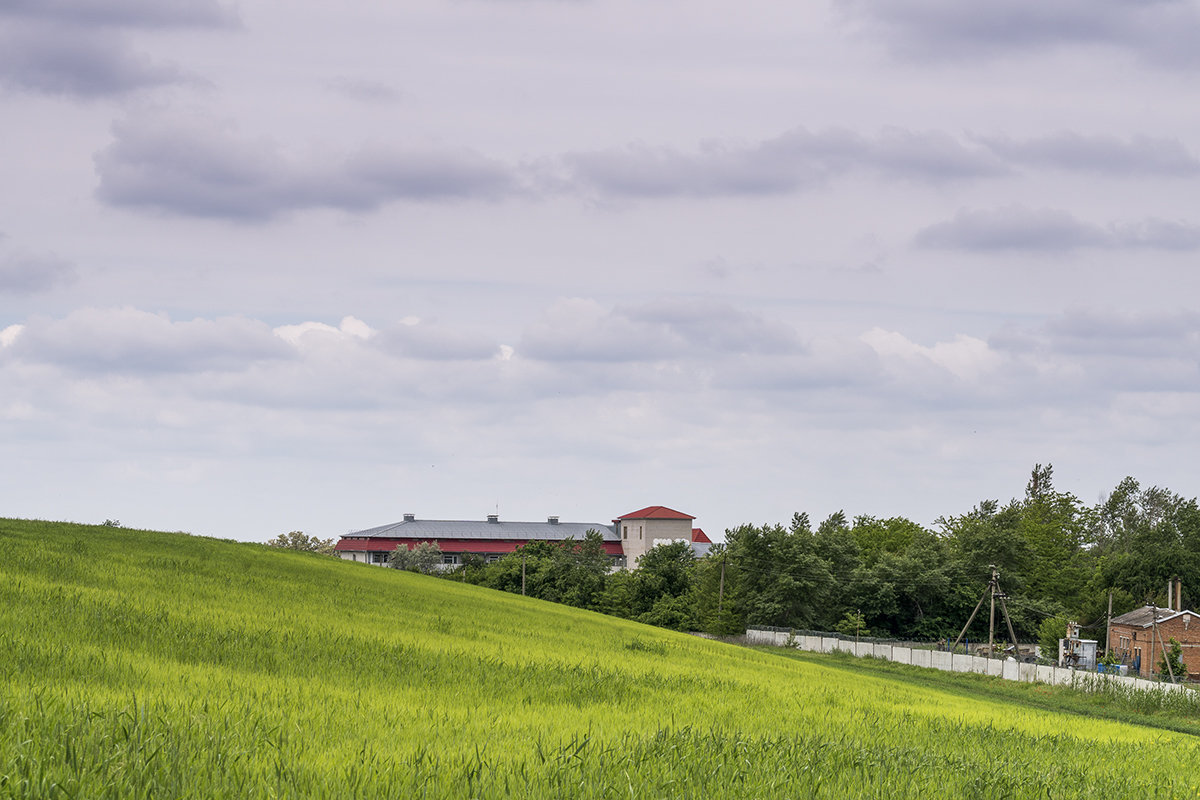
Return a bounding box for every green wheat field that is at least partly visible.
[3,518,1199,799]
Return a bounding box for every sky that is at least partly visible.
[4,0,1200,543]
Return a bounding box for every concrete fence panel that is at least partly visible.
[892,646,912,666]
[951,654,972,673]
[1002,661,1019,681]
[855,641,874,658]
[821,637,838,654]
[911,649,932,669]
[970,656,988,674]
[746,629,771,645]
[1035,665,1054,684]
[1018,663,1037,682]
[873,643,892,660]
[930,651,952,670]
[986,659,1003,677]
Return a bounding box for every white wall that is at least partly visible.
[745,628,1192,696]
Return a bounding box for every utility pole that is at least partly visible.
[1104,589,1113,657]
[717,553,726,614]
[954,565,1020,658]
[988,565,998,657]
[521,551,526,596]
[1151,603,1175,683]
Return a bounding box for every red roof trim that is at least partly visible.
[336,538,623,555]
[691,528,712,543]
[615,505,694,521]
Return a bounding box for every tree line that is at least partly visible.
[270,465,1200,644]
[427,466,1200,643]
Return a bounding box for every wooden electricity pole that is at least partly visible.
[1151,604,1175,683]
[521,551,527,596]
[1104,590,1113,657]
[717,553,726,613]
[988,565,998,656]
[954,565,1020,658]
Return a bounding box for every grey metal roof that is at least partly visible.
[347,518,618,542]
[1110,605,1200,628]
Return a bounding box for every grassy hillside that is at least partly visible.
[2,518,1199,799]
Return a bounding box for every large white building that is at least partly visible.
[335,505,711,567]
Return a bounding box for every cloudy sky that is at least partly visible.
[5,0,1200,542]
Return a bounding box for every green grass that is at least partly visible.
[3,518,1200,798]
[765,647,1200,737]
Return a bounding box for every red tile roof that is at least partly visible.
[615,506,694,521]
[691,528,711,543]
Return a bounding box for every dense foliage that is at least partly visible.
[452,466,1200,642]
[4,518,1200,798]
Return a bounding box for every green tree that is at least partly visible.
[834,610,870,638]
[266,530,337,556]
[1157,637,1185,680]
[389,541,442,573]
[1036,616,1068,660]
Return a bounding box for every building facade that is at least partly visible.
[1108,605,1200,679]
[335,506,711,568]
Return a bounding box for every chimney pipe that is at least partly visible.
[548,516,559,525]
[487,514,499,524]
[1178,578,1184,612]
[1168,579,1174,612]
[403,513,415,522]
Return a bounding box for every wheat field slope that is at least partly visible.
[2,519,1198,799]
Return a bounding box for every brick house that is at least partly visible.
[1107,605,1200,679]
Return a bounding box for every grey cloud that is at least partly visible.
[845,0,1200,66]
[0,0,237,28]
[0,26,186,96]
[915,206,1200,252]
[372,321,500,361]
[0,249,75,294]
[976,133,1200,176]
[1041,310,1200,358]
[325,77,401,104]
[520,298,802,362]
[988,310,1200,393]
[8,308,292,374]
[563,127,1004,198]
[95,116,519,221]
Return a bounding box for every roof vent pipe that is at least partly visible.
[548,516,559,525]
[487,514,499,523]
[1168,579,1174,612]
[403,513,416,522]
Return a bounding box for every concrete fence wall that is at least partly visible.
[746,627,1190,695]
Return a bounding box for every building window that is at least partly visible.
[442,554,459,565]
[623,525,628,539]
[371,552,388,564]
[486,554,502,563]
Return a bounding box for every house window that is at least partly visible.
[623,525,628,539]
[371,552,388,564]
[442,554,459,565]
[486,554,502,563]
